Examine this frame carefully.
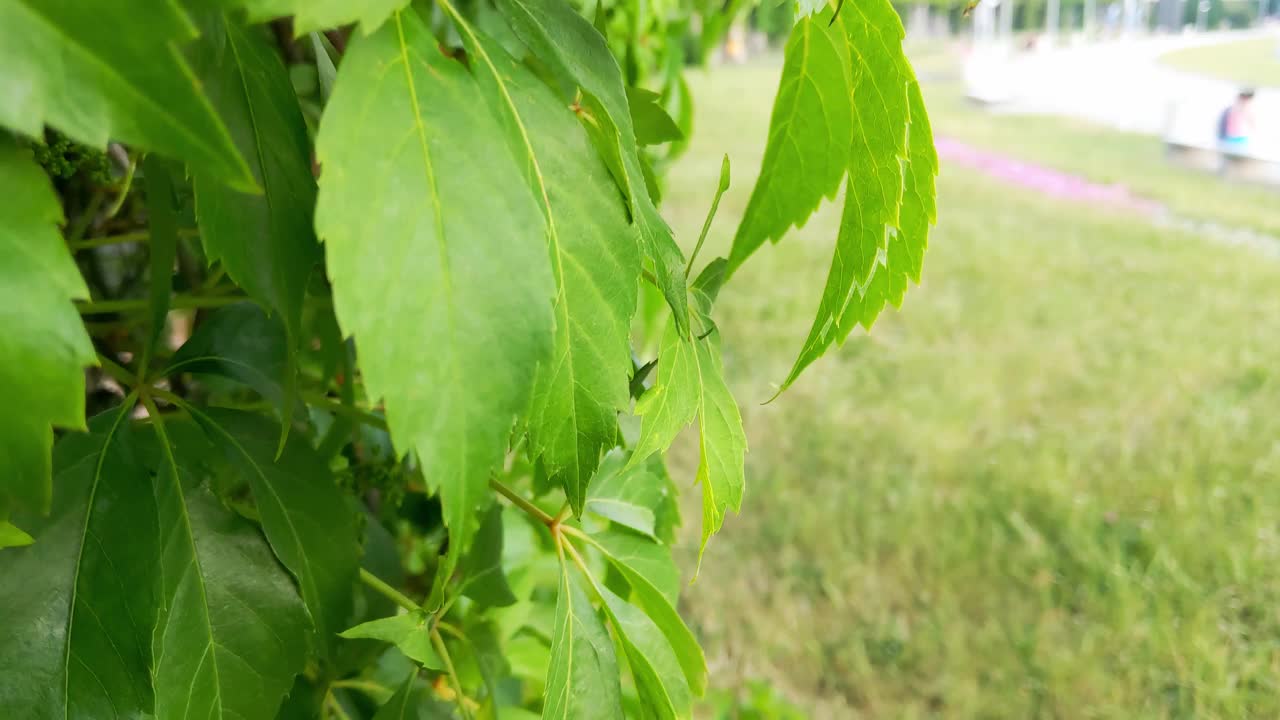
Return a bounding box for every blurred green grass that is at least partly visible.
[667,58,1280,718]
[1161,35,1280,89]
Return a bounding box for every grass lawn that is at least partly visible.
[667,61,1280,718]
[1161,35,1280,89]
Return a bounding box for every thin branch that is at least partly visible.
[489,478,554,526]
[431,628,474,720]
[96,353,138,389]
[78,294,246,315]
[553,503,572,525]
[68,227,199,252]
[104,148,137,220]
[330,679,391,698]
[66,190,104,244]
[359,568,421,613]
[302,391,388,432]
[324,691,353,720]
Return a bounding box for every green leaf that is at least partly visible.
[224,0,410,35]
[309,32,339,101]
[627,86,684,146]
[143,155,181,351]
[194,408,361,658]
[728,9,853,270]
[0,520,33,549]
[0,405,159,717]
[585,529,705,694]
[373,671,425,720]
[150,414,312,720]
[585,450,679,542]
[728,5,938,392]
[315,10,554,579]
[632,323,746,559]
[545,562,623,719]
[495,0,690,336]
[783,29,936,389]
[461,503,518,610]
[0,139,96,514]
[340,612,443,669]
[167,302,294,420]
[596,582,692,718]
[187,13,320,342]
[0,1,254,189]
[448,19,640,514]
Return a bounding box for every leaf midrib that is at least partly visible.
[146,400,226,720]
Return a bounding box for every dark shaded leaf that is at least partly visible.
[0,406,158,718]
[195,408,361,657]
[461,503,517,610]
[187,13,320,342]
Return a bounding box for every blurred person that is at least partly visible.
[1217,88,1257,150]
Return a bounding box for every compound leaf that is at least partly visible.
[495,0,690,336]
[449,20,639,515]
[315,10,554,578]
[632,323,746,559]
[728,9,852,270]
[0,139,96,514]
[728,4,938,392]
[0,1,254,189]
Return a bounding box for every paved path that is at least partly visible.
[966,31,1280,158]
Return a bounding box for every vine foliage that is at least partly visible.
[0,0,935,717]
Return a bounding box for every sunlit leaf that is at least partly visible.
[0,1,254,189]
[0,139,96,514]
[586,528,705,694]
[544,561,623,718]
[495,0,690,335]
[450,22,639,513]
[315,10,554,583]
